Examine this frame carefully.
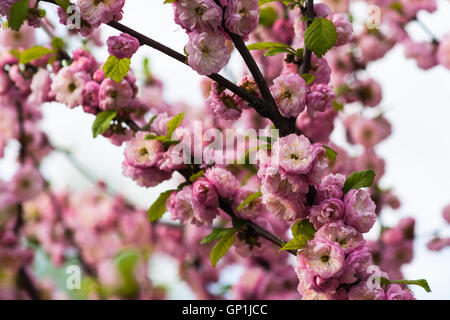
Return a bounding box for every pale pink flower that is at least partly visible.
[309,198,345,230]
[348,282,386,300]
[204,167,239,200]
[437,34,450,70]
[344,189,377,233]
[306,83,335,117]
[51,67,90,109]
[386,284,415,300]
[225,0,259,39]
[0,25,35,50]
[315,221,365,255]
[443,205,450,224]
[404,39,438,70]
[332,14,353,46]
[185,31,231,76]
[9,165,44,202]
[271,73,307,118]
[175,0,222,32]
[107,33,140,59]
[77,0,125,25]
[124,132,164,168]
[98,78,134,110]
[261,185,306,221]
[273,134,315,174]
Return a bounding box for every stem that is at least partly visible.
[415,17,439,44]
[300,0,314,74]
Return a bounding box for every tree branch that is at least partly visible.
[300,0,314,74]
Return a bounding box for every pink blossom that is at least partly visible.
[107,33,140,59]
[51,67,90,109]
[0,25,35,50]
[306,83,335,117]
[404,39,438,70]
[225,0,259,39]
[316,174,346,202]
[309,198,345,230]
[124,132,164,168]
[386,284,415,300]
[192,177,219,209]
[344,189,377,233]
[204,167,239,200]
[332,14,353,46]
[185,31,231,76]
[322,0,349,13]
[437,34,450,69]
[9,165,44,202]
[82,81,100,110]
[297,238,345,278]
[273,134,315,174]
[348,282,386,300]
[98,78,134,110]
[77,0,125,25]
[296,109,336,143]
[340,247,372,284]
[175,0,222,32]
[310,55,331,84]
[271,73,307,118]
[0,0,16,17]
[261,185,306,221]
[315,221,365,255]
[121,159,172,188]
[207,82,242,120]
[443,205,450,224]
[257,164,309,199]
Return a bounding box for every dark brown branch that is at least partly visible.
[300,0,314,74]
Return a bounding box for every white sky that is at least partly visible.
[1,0,449,299]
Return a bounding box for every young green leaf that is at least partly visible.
[264,48,293,57]
[54,0,71,10]
[19,46,54,64]
[115,250,139,297]
[52,37,65,51]
[9,0,30,31]
[210,230,236,267]
[167,112,185,139]
[147,189,176,222]
[291,219,316,239]
[280,234,309,251]
[247,42,292,51]
[301,73,315,85]
[201,228,236,244]
[342,170,376,194]
[322,145,337,161]
[189,170,205,183]
[259,6,278,28]
[380,277,431,293]
[103,55,131,83]
[237,191,262,212]
[164,0,177,3]
[304,17,337,58]
[333,100,344,111]
[92,110,117,138]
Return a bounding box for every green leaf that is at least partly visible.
[264,48,293,57]
[333,100,344,111]
[380,277,431,293]
[103,55,131,83]
[291,219,316,239]
[9,0,30,31]
[201,228,235,244]
[189,170,204,183]
[301,73,315,85]
[342,170,376,194]
[259,0,292,5]
[115,250,139,297]
[210,230,235,267]
[167,112,185,139]
[143,57,152,79]
[52,37,64,51]
[322,145,337,161]
[280,234,309,251]
[147,189,176,222]
[247,42,292,51]
[259,6,278,28]
[237,191,262,212]
[92,110,117,138]
[54,0,71,10]
[164,0,177,3]
[304,17,337,58]
[19,46,53,64]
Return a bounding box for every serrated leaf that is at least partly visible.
[301,73,315,85]
[259,6,278,28]
[323,145,337,161]
[55,0,71,10]
[189,170,204,183]
[164,0,177,3]
[280,234,309,251]
[210,230,235,267]
[52,37,64,51]
[304,17,337,58]
[19,46,53,64]
[9,0,30,31]
[103,55,131,83]
[147,189,176,222]
[237,191,262,212]
[92,110,117,138]
[259,0,292,5]
[342,170,376,194]
[380,277,431,293]
[247,42,292,51]
[264,48,293,57]
[201,228,235,244]
[167,112,185,139]
[291,219,316,239]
